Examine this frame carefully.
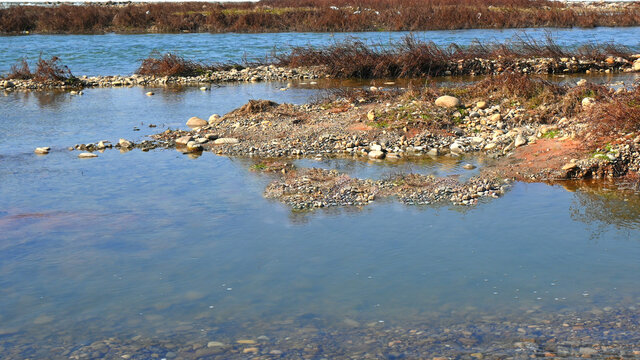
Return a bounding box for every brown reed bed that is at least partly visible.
[585,85,640,136]
[4,56,77,83]
[1,0,640,34]
[276,35,635,78]
[136,52,230,77]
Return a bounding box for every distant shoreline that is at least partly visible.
[2,0,640,35]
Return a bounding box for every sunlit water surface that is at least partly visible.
[1,27,640,75]
[0,82,640,355]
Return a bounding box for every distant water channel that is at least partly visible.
[1,27,640,75]
[1,82,640,357]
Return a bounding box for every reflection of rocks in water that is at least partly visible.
[11,90,69,110]
[563,180,640,234]
[3,306,639,359]
[265,168,508,211]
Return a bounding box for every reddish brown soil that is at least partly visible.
[485,138,589,181]
[346,123,374,132]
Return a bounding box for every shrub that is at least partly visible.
[4,56,76,83]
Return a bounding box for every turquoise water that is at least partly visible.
[1,27,640,76]
[1,75,640,356]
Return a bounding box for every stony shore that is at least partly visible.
[0,65,323,91]
[1,304,639,360]
[57,73,640,210]
[2,54,640,91]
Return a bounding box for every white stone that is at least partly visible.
[484,143,497,150]
[213,138,239,145]
[368,150,385,159]
[186,116,208,127]
[119,138,133,148]
[450,142,464,154]
[582,97,595,107]
[514,134,527,147]
[208,114,221,124]
[78,152,97,158]
[175,136,193,146]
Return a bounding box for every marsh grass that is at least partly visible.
[135,52,245,77]
[277,35,633,79]
[2,0,640,34]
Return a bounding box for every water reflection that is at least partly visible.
[561,180,640,234]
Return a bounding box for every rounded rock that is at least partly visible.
[78,152,98,158]
[435,95,461,108]
[186,116,208,127]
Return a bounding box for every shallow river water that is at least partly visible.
[1,81,640,358]
[1,27,640,75]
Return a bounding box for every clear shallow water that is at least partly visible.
[1,83,640,354]
[1,150,640,338]
[1,27,640,76]
[0,83,317,156]
[295,156,485,181]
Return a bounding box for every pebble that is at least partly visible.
[213,138,239,145]
[368,150,385,159]
[236,340,256,345]
[435,95,461,108]
[34,147,50,154]
[582,97,595,107]
[175,136,193,146]
[514,134,527,147]
[208,114,221,124]
[78,152,98,158]
[118,138,133,149]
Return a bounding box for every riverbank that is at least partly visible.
[2,54,639,91]
[2,0,640,34]
[0,65,323,90]
[57,73,640,210]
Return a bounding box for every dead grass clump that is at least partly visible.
[323,86,404,104]
[560,82,611,118]
[4,56,76,83]
[6,59,32,80]
[277,36,634,79]
[136,53,206,77]
[235,100,280,115]
[471,72,563,103]
[33,56,75,82]
[250,161,295,173]
[391,173,434,188]
[306,168,340,182]
[585,85,640,136]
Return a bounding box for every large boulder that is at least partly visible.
[435,95,461,108]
